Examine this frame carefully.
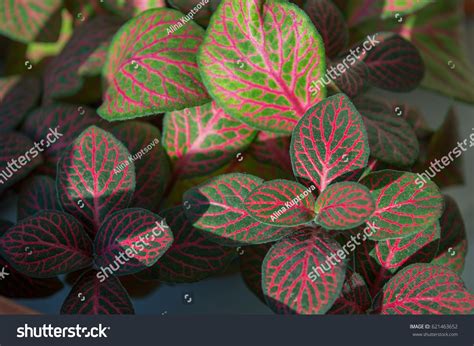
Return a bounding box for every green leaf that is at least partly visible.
[290,93,369,192]
[183,173,295,246]
[314,182,375,230]
[198,0,326,133]
[98,8,211,121]
[244,179,316,226]
[57,126,136,236]
[360,170,444,240]
[163,101,256,179]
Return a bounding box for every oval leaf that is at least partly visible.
[198,0,326,133]
[57,126,136,236]
[183,173,294,246]
[374,264,474,315]
[355,95,419,166]
[362,32,424,92]
[243,179,316,226]
[290,93,369,192]
[314,182,375,230]
[61,269,134,314]
[94,208,173,276]
[360,170,444,240]
[0,211,93,278]
[99,8,210,121]
[137,206,235,283]
[262,227,347,314]
[163,101,256,179]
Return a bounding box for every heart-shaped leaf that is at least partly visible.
[374,264,474,314]
[0,76,40,133]
[374,222,440,274]
[57,126,136,236]
[183,173,295,246]
[0,132,43,193]
[290,93,369,191]
[431,195,467,273]
[98,8,210,121]
[362,32,424,92]
[137,206,235,283]
[249,131,292,173]
[0,210,93,278]
[61,269,134,314]
[244,179,316,226]
[262,227,347,314]
[111,121,170,211]
[314,182,375,230]
[327,269,371,314]
[198,0,326,133]
[94,208,173,276]
[354,95,420,167]
[22,103,102,174]
[240,243,272,302]
[163,101,256,179]
[0,0,62,43]
[17,175,60,220]
[43,16,123,101]
[303,0,348,58]
[360,170,444,240]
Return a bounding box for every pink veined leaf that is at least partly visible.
[102,0,166,18]
[111,121,170,211]
[0,76,40,133]
[163,101,256,179]
[57,126,136,237]
[0,211,93,278]
[0,219,64,298]
[314,182,375,230]
[329,57,368,98]
[0,132,43,194]
[243,179,317,226]
[94,208,173,276]
[290,93,369,192]
[98,8,211,121]
[327,268,371,314]
[362,32,425,92]
[262,226,347,314]
[43,15,123,101]
[240,243,273,302]
[346,0,430,27]
[198,0,326,134]
[249,131,292,173]
[22,103,103,174]
[136,206,236,283]
[303,0,348,58]
[360,170,444,240]
[0,0,63,43]
[354,95,420,167]
[17,175,60,220]
[431,195,467,273]
[374,222,440,274]
[373,263,474,314]
[183,173,295,246]
[61,269,134,314]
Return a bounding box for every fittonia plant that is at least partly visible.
[0,0,473,315]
